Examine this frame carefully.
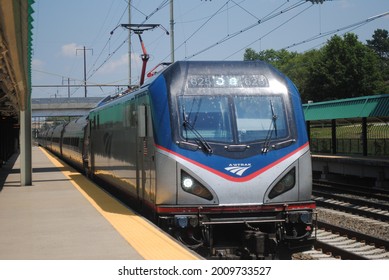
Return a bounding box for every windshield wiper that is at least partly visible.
[262,100,278,154]
[272,139,296,150]
[182,107,213,154]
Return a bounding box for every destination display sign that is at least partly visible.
[187,74,269,88]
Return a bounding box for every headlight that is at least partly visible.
[181,170,213,200]
[268,167,296,199]
[182,178,194,189]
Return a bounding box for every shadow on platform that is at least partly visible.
[0,152,19,192]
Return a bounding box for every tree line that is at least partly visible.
[244,29,389,103]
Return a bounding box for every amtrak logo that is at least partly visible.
[224,163,252,176]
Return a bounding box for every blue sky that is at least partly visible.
[31,0,389,98]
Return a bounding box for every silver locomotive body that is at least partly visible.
[87,61,315,258]
[39,61,315,259]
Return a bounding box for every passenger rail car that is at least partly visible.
[38,61,316,259]
[61,116,89,171]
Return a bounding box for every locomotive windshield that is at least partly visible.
[177,94,288,145]
[179,96,233,143]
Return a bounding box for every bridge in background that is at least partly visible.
[32,97,103,118]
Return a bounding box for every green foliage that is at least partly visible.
[367,29,389,60]
[244,29,389,102]
[307,33,383,101]
[366,29,389,88]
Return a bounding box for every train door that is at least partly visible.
[60,125,65,156]
[136,95,156,213]
[87,116,96,177]
[83,120,90,175]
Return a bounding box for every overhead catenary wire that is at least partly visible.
[32,1,152,99]
[183,0,307,60]
[86,0,310,84]
[86,1,130,79]
[86,0,170,84]
[302,18,383,52]
[162,0,263,62]
[64,1,131,98]
[177,1,232,59]
[231,0,260,21]
[282,11,389,50]
[224,3,313,59]
[42,1,387,99]
[80,0,308,91]
[175,0,235,24]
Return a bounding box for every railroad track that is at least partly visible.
[313,189,389,211]
[317,220,389,250]
[304,179,389,259]
[314,228,389,260]
[292,249,336,260]
[313,180,389,222]
[313,180,389,201]
[313,195,389,222]
[294,222,389,260]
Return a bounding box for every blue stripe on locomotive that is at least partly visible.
[148,74,174,149]
[287,78,309,144]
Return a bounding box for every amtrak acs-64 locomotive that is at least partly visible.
[39,61,316,259]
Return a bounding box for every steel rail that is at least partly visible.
[313,181,389,201]
[314,199,389,222]
[317,221,389,250]
[314,240,369,260]
[313,190,389,211]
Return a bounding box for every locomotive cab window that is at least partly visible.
[234,95,287,143]
[177,94,290,145]
[178,96,233,143]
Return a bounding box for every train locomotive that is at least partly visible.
[39,61,316,259]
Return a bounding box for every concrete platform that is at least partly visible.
[0,146,198,260]
[312,154,389,188]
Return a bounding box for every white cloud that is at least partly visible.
[32,58,44,69]
[61,43,83,57]
[100,54,128,73]
[31,58,48,83]
[99,53,141,74]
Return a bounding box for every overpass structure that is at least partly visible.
[32,97,103,117]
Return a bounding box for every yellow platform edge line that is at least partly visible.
[39,147,199,260]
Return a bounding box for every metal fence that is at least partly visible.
[309,122,389,157]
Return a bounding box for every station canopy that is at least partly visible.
[0,0,34,120]
[303,94,389,123]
